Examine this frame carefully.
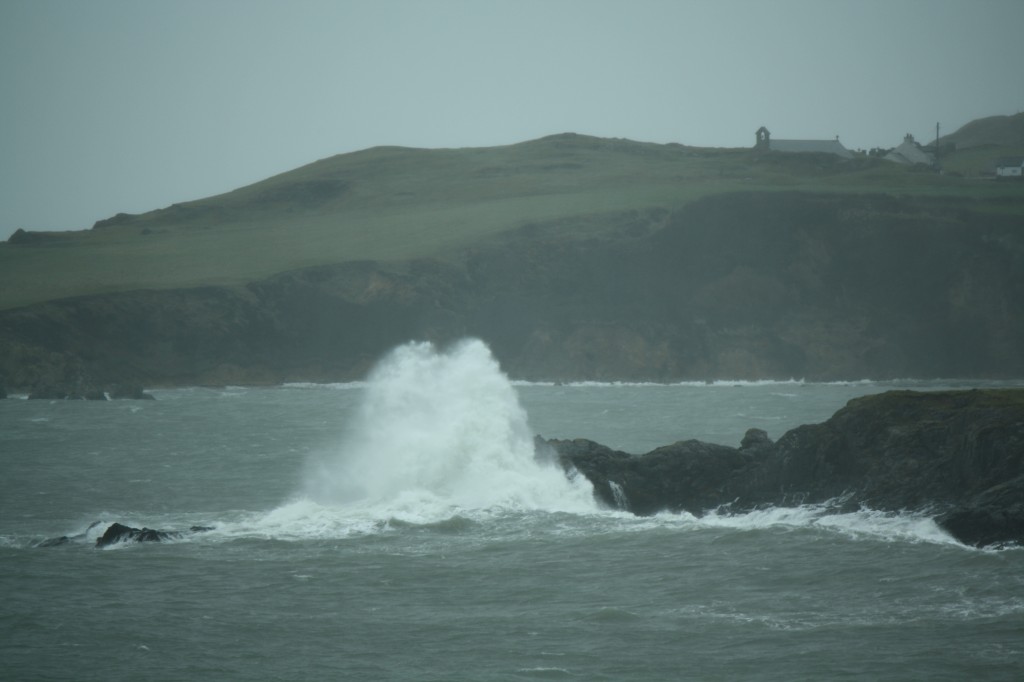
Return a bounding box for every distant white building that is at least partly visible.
[884,134,935,166]
[996,157,1024,178]
[755,127,855,159]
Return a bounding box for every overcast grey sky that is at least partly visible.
[2,0,1022,240]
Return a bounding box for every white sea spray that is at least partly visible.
[297,339,597,525]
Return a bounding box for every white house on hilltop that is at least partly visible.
[884,134,936,167]
[996,157,1024,178]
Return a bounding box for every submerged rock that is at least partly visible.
[34,520,106,548]
[35,535,74,548]
[549,389,1024,548]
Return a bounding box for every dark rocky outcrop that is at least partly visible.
[34,520,213,548]
[550,437,749,516]
[727,390,1024,513]
[94,522,213,548]
[936,480,1024,549]
[550,389,1024,548]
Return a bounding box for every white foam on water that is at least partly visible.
[221,499,386,541]
[696,503,961,546]
[813,508,964,545]
[700,504,830,530]
[558,378,811,388]
[33,354,1001,549]
[515,666,576,678]
[259,339,597,536]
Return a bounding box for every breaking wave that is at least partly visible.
[295,339,596,519]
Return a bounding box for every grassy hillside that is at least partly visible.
[939,144,1024,176]
[4,190,1022,388]
[935,112,1024,176]
[2,133,1022,310]
[938,112,1024,149]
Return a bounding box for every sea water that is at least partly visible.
[2,339,1023,681]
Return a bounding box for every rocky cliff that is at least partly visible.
[548,389,1024,548]
[1,191,1023,392]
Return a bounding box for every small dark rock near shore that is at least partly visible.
[549,389,1024,548]
[35,521,213,548]
[95,522,213,547]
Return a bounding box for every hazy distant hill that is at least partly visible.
[938,112,1024,149]
[2,121,1023,389]
[4,130,1021,312]
[1,134,729,309]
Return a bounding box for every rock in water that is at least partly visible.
[551,437,752,516]
[95,522,212,547]
[936,478,1024,548]
[550,389,1024,548]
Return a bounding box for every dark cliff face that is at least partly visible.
[1,191,1023,389]
[643,192,1024,379]
[550,389,1024,548]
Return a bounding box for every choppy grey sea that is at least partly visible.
[3,340,1023,681]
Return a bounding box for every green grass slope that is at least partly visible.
[2,133,1022,310]
[936,112,1024,175]
[939,112,1024,149]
